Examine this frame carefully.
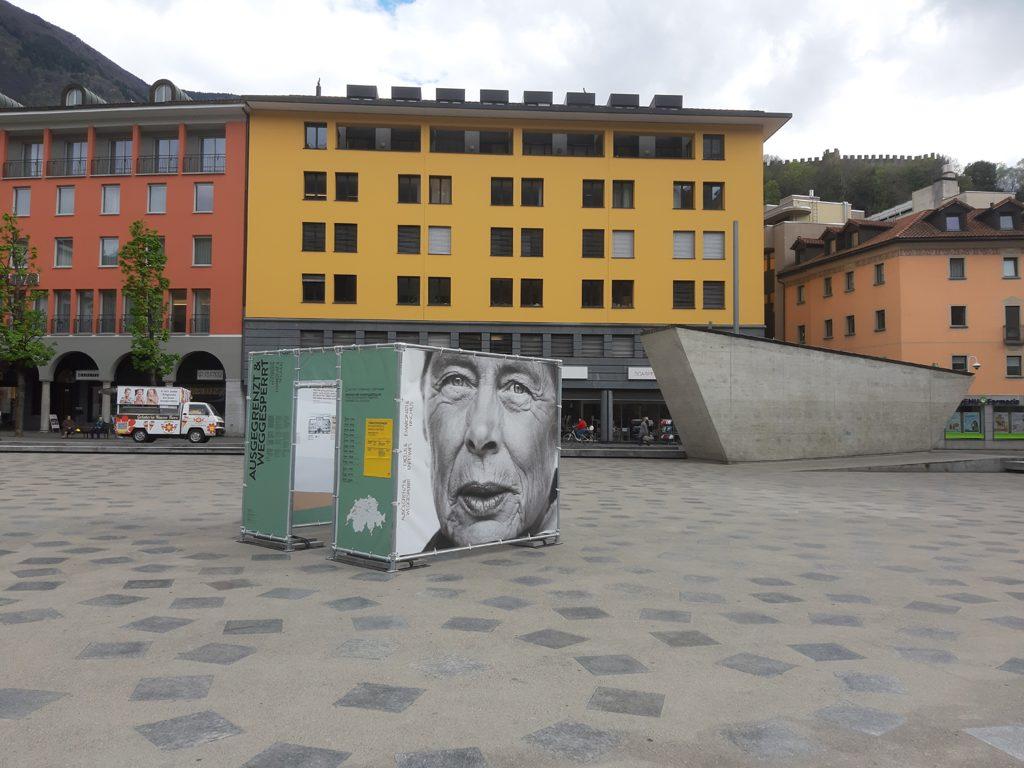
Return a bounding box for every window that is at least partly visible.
[582,180,604,208]
[490,278,513,307]
[673,181,695,210]
[521,228,543,257]
[999,214,1014,231]
[426,226,452,255]
[581,334,603,356]
[194,183,213,213]
[54,238,72,267]
[147,184,167,214]
[654,134,692,159]
[521,178,543,207]
[490,333,513,354]
[950,355,967,372]
[491,177,513,206]
[823,276,833,297]
[945,215,961,232]
[949,257,965,279]
[703,231,725,260]
[824,318,833,339]
[550,334,573,357]
[950,305,967,327]
[335,173,358,202]
[191,289,210,333]
[301,273,325,303]
[612,180,634,209]
[430,129,464,153]
[304,172,327,200]
[703,281,725,309]
[1005,305,1021,340]
[429,176,452,204]
[874,263,885,285]
[397,225,421,254]
[796,285,805,304]
[582,280,603,308]
[100,185,119,214]
[192,236,212,266]
[302,222,326,252]
[875,309,886,331]
[612,230,634,259]
[479,131,512,155]
[364,331,388,344]
[490,227,513,257]
[100,237,119,267]
[13,187,30,216]
[390,127,421,152]
[299,330,324,347]
[703,134,725,160]
[458,332,482,351]
[565,132,603,157]
[582,229,605,258]
[398,175,420,204]
[334,223,357,253]
[703,182,724,210]
[845,315,856,336]
[1008,356,1023,377]
[672,280,695,309]
[521,278,543,307]
[56,186,74,215]
[333,274,357,303]
[1004,257,1020,278]
[304,122,327,149]
[520,333,543,356]
[428,276,451,306]
[397,276,420,305]
[797,325,806,344]
[522,132,553,155]
[672,231,695,260]
[613,133,640,158]
[611,280,634,308]
[339,126,374,150]
[844,271,855,291]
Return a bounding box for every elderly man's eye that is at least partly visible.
[437,372,475,395]
[500,378,536,406]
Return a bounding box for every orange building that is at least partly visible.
[0,81,247,432]
[777,198,1024,447]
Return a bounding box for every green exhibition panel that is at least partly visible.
[291,349,341,527]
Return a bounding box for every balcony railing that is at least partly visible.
[97,315,116,334]
[73,316,94,335]
[191,314,210,334]
[1006,325,1024,346]
[137,154,179,175]
[46,158,88,178]
[51,316,71,334]
[183,154,226,174]
[91,156,133,176]
[2,159,43,179]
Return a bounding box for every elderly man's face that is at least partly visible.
[425,353,558,546]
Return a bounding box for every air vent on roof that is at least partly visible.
[523,90,553,106]
[436,88,465,103]
[391,85,421,101]
[565,91,595,106]
[346,84,378,99]
[607,93,639,108]
[480,89,509,104]
[61,83,106,107]
[650,94,682,108]
[150,79,190,104]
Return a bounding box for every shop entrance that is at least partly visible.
[176,352,226,417]
[562,395,602,436]
[51,352,101,424]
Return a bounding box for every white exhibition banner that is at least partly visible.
[116,386,190,407]
[293,386,337,493]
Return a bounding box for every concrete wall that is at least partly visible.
[642,326,972,462]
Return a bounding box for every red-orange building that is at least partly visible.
[777,198,1024,447]
[0,81,246,432]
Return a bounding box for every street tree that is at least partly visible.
[0,213,55,436]
[118,220,178,385]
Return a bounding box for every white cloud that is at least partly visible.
[13,0,1024,165]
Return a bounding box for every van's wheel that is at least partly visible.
[187,429,206,444]
[131,428,148,444]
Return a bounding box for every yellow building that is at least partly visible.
[244,86,789,439]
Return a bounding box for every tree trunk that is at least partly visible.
[14,367,26,438]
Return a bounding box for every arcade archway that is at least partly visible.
[175,351,226,417]
[51,351,101,424]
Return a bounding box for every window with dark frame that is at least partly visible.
[1008,355,1023,377]
[299,330,324,347]
[949,257,965,279]
[874,263,885,285]
[550,334,573,357]
[582,229,605,258]
[611,280,634,309]
[520,333,543,356]
[397,225,421,254]
[333,274,357,303]
[490,277,513,307]
[522,132,553,155]
[301,222,326,252]
[430,128,464,153]
[875,309,886,331]
[429,176,452,204]
[703,182,724,210]
[334,223,357,253]
[490,227,513,257]
[581,279,603,308]
[491,177,513,206]
[396,276,420,305]
[844,270,855,291]
[335,173,358,201]
[342,126,374,150]
[672,280,695,309]
[520,278,543,307]
[673,181,694,210]
[612,180,634,209]
[301,273,325,302]
[304,122,327,149]
[655,134,692,159]
[490,333,513,354]
[566,132,603,157]
[951,305,967,327]
[521,228,543,257]
[521,178,544,206]
[702,134,725,160]
[398,174,420,203]
[479,131,512,155]
[796,285,805,304]
[390,127,421,152]
[703,281,725,309]
[797,325,806,344]
[428,276,451,306]
[845,314,856,336]
[582,179,604,208]
[951,355,968,372]
[613,134,640,157]
[303,171,326,200]
[824,318,833,338]
[824,276,833,297]
[459,332,482,351]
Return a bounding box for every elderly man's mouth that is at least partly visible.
[455,482,517,518]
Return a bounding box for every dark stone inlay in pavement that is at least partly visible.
[828,593,872,604]
[123,616,194,633]
[0,607,62,625]
[836,671,907,693]
[511,575,553,586]
[5,580,63,591]
[997,658,1024,675]
[554,606,609,620]
[749,577,794,587]
[586,686,664,718]
[789,643,864,662]
[183,553,227,561]
[679,591,726,604]
[331,638,397,660]
[988,616,1024,630]
[80,593,147,607]
[719,653,795,677]
[415,655,489,679]
[721,721,816,760]
[18,557,66,565]
[752,592,803,604]
[815,704,906,736]
[259,587,317,600]
[810,613,863,627]
[524,720,621,763]
[548,590,593,601]
[206,578,258,590]
[395,747,484,768]
[334,682,424,713]
[576,654,648,676]
[12,568,61,578]
[177,643,257,666]
[91,557,133,565]
[133,564,175,573]
[78,641,151,659]
[326,596,380,612]
[200,566,243,576]
[517,629,587,649]
[0,688,66,719]
[130,675,213,701]
[426,573,464,583]
[442,617,500,633]
[123,579,173,590]
[899,626,959,642]
[480,596,531,611]
[170,597,225,610]
[418,587,463,600]
[941,592,996,604]
[252,553,290,561]
[352,615,407,631]
[351,571,395,582]
[893,646,958,664]
[905,601,960,615]
[800,572,840,582]
[224,619,283,635]
[243,742,351,768]
[135,709,242,751]
[640,609,691,623]
[722,611,779,625]
[651,630,719,648]
[966,726,1024,762]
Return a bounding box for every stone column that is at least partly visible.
[600,389,613,443]
[38,379,51,432]
[224,378,244,436]
[100,382,112,421]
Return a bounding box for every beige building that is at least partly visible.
[869,165,1008,222]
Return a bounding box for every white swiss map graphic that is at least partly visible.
[347,496,385,533]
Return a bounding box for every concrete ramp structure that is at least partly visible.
[642,326,972,462]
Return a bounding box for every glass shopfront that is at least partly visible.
[994,406,1024,440]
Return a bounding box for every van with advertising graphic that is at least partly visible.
[113,386,225,443]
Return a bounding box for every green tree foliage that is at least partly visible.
[961,160,1000,192]
[0,214,54,436]
[118,220,177,384]
[997,159,1024,201]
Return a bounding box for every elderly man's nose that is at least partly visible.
[465,387,501,456]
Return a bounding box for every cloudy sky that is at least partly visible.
[15,0,1024,165]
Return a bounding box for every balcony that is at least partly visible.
[1006,325,1024,346]
[2,159,43,179]
[137,154,179,175]
[51,316,71,335]
[46,158,88,178]
[183,154,225,174]
[91,156,133,176]
[97,315,116,334]
[191,314,210,334]
[74,316,94,334]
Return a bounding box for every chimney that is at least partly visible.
[315,78,322,97]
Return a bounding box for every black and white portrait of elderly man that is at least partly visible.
[420,349,559,550]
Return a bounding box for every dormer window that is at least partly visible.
[65,88,82,106]
[945,215,961,232]
[154,84,172,103]
[1000,214,1014,231]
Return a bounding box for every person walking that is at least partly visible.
[637,416,650,446]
